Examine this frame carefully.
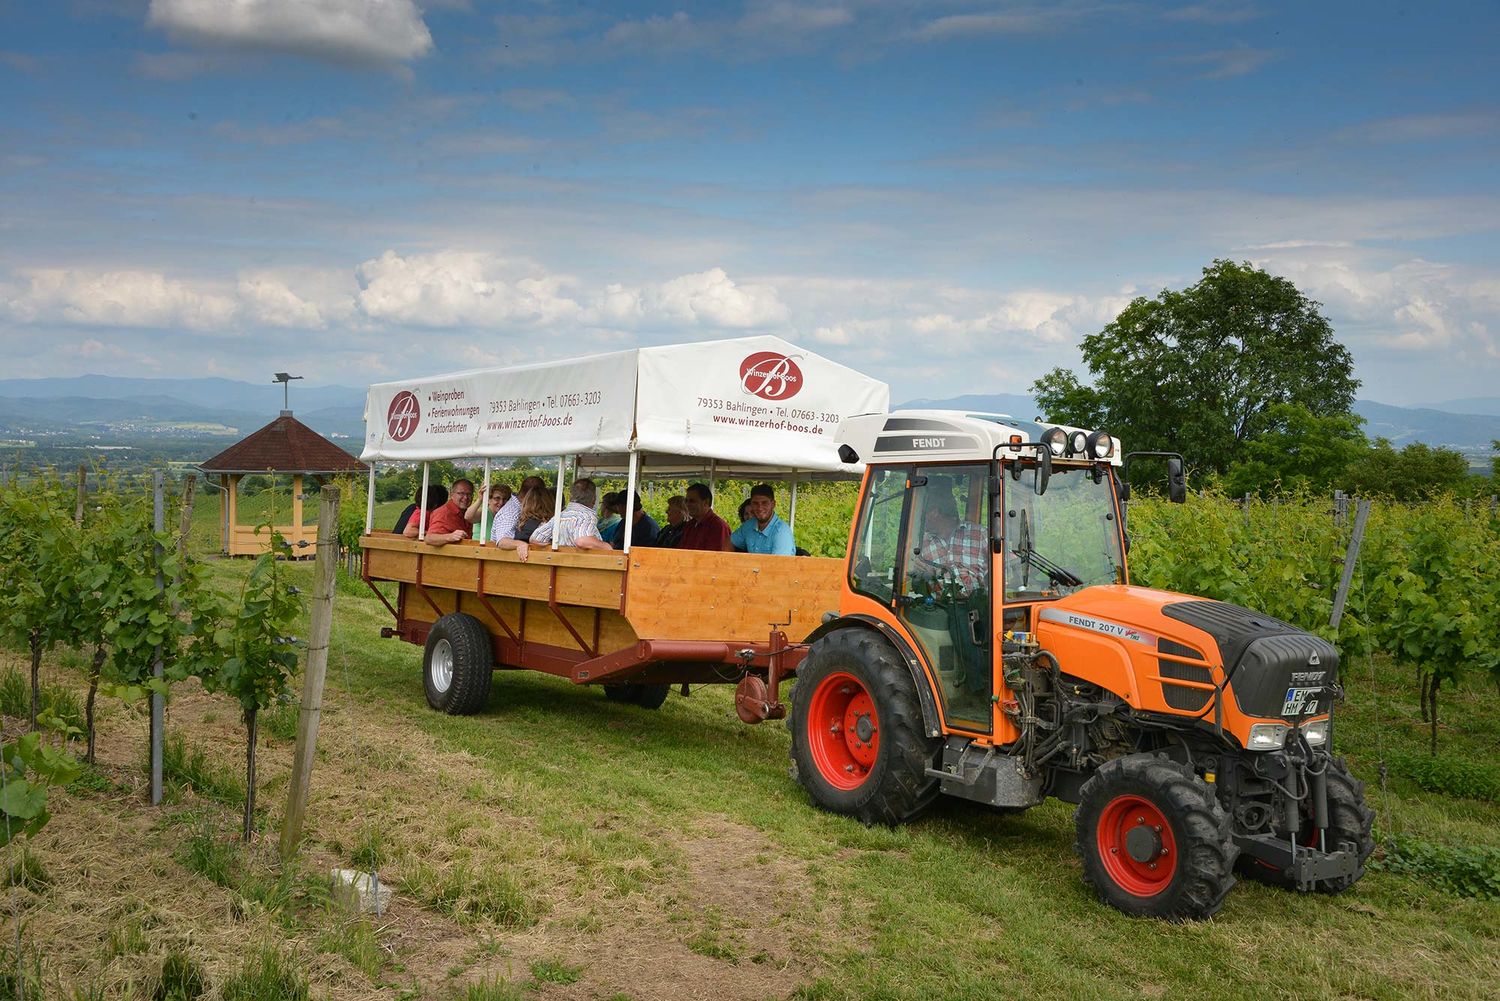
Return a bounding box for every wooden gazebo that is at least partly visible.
[199,411,366,557]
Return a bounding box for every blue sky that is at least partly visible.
[2,0,1496,406]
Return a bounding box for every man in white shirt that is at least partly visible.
[506,478,613,561]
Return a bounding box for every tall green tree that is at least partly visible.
[1222,404,1368,497]
[1032,259,1359,475]
[1341,439,1471,500]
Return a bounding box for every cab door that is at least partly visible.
[895,464,993,733]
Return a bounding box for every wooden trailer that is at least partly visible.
[357,337,887,716]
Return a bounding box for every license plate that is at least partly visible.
[1283,687,1321,717]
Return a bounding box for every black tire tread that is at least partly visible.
[787,627,941,826]
[601,683,671,709]
[425,613,493,715]
[1075,754,1238,921]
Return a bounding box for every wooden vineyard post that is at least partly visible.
[1330,499,1371,631]
[176,473,197,563]
[150,470,165,805]
[280,484,341,859]
[74,463,86,527]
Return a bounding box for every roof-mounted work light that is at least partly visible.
[1041,426,1068,456]
[1086,430,1115,459]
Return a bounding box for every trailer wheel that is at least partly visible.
[423,614,493,715]
[787,628,940,825]
[1239,755,1375,894]
[1075,754,1237,920]
[602,683,671,709]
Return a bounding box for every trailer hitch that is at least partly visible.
[735,629,792,724]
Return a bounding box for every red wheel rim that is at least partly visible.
[806,672,880,790]
[1096,795,1178,897]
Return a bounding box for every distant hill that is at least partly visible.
[896,393,1500,455]
[0,375,367,443]
[1420,397,1500,418]
[0,375,365,416]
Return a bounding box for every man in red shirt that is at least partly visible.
[404,478,473,547]
[680,482,732,552]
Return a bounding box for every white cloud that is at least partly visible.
[5,269,239,330]
[604,268,791,330]
[353,250,583,328]
[1334,113,1500,144]
[1243,244,1494,365]
[146,0,433,66]
[1176,46,1277,79]
[237,274,328,328]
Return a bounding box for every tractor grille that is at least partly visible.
[1158,638,1212,711]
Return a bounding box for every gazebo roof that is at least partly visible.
[200,412,367,475]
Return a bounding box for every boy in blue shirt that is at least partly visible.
[730,484,796,556]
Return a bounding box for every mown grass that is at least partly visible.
[225,552,1500,1001]
[15,518,1500,999]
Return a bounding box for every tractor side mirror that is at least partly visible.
[1167,456,1186,504]
[1035,448,1051,497]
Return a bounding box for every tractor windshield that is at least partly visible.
[1004,463,1124,601]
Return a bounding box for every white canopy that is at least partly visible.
[360,335,889,474]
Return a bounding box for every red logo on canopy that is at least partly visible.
[386,391,421,442]
[739,352,803,400]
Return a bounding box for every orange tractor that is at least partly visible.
[786,411,1374,919]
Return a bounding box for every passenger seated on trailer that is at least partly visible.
[501,485,553,545]
[465,482,511,527]
[392,484,447,534]
[597,491,624,539]
[509,478,614,562]
[730,484,796,556]
[680,482,732,552]
[655,495,687,548]
[492,473,544,541]
[405,478,473,546]
[609,491,660,549]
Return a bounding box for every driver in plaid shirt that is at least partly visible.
[913,490,987,595]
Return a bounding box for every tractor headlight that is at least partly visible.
[1068,430,1088,455]
[1041,427,1067,456]
[1247,723,1289,750]
[1086,430,1115,459]
[1301,719,1331,746]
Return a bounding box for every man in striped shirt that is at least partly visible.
[509,478,613,561]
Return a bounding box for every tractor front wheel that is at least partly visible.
[788,628,940,825]
[423,614,493,715]
[1075,754,1237,920]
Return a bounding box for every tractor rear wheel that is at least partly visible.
[787,628,940,825]
[602,683,671,709]
[1075,754,1237,920]
[423,613,493,715]
[1238,755,1375,893]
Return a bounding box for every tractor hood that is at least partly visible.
[1032,586,1339,738]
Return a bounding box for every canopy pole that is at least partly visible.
[418,462,429,540]
[364,463,376,534]
[623,450,639,553]
[789,471,799,530]
[709,459,716,497]
[479,458,491,544]
[551,455,567,550]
